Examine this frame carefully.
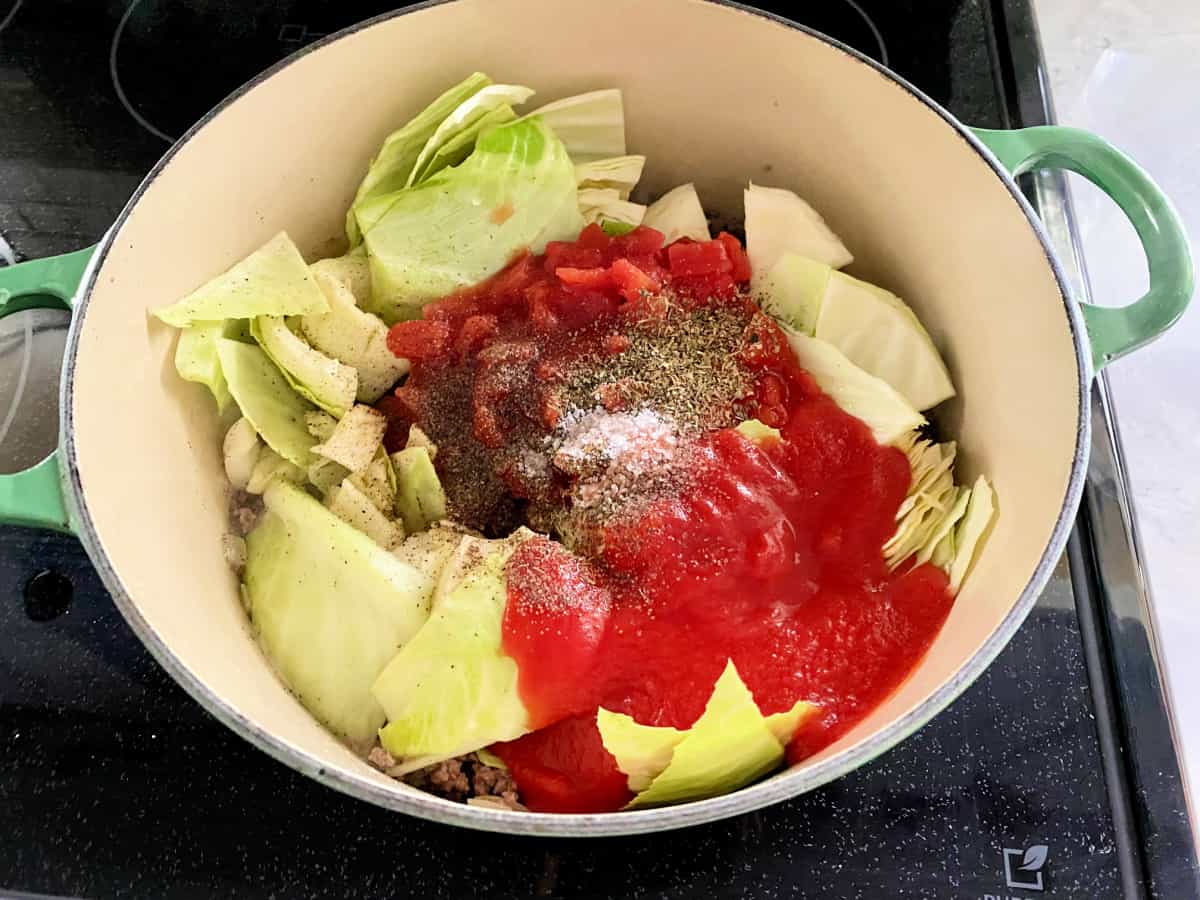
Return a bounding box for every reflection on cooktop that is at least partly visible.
[107,0,889,144]
[8,2,1196,898]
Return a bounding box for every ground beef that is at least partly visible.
[369,748,524,810]
[229,489,264,535]
[367,746,396,770]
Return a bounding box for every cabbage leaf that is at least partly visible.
[363,119,583,322]
[642,183,710,245]
[346,72,491,245]
[244,480,435,749]
[153,232,328,327]
[216,338,316,468]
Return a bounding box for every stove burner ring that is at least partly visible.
[110,0,174,144]
[840,0,888,67]
[0,0,24,36]
[108,0,889,144]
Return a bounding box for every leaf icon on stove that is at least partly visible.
[1019,845,1048,872]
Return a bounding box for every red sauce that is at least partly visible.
[382,225,955,813]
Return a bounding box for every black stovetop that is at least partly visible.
[0,2,1196,898]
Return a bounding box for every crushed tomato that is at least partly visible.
[379,224,954,812]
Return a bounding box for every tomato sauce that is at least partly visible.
[382,225,954,813]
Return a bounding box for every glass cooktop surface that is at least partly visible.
[0,2,1195,898]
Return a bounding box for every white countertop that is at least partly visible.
[1035,0,1200,818]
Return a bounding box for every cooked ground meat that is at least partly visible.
[229,489,264,536]
[367,746,396,770]
[222,490,262,573]
[369,748,524,809]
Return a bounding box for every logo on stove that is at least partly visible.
[1002,844,1049,892]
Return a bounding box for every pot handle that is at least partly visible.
[0,246,96,532]
[972,126,1193,372]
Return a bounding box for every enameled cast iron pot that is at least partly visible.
[0,0,1191,836]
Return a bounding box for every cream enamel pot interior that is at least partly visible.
[0,0,1191,837]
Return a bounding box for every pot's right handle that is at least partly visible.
[0,247,96,532]
[972,126,1193,372]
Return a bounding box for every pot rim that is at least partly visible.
[57,0,1092,837]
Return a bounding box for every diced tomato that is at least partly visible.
[538,387,563,429]
[717,232,752,283]
[476,339,539,371]
[596,381,632,411]
[557,290,618,331]
[758,373,787,409]
[529,292,560,334]
[602,333,631,355]
[756,403,788,429]
[491,715,633,814]
[672,273,737,303]
[472,404,505,448]
[621,289,670,321]
[375,392,414,454]
[667,239,732,277]
[386,318,451,361]
[453,314,499,359]
[575,222,612,252]
[544,242,605,273]
[424,254,538,323]
[555,266,612,292]
[608,258,657,303]
[422,292,474,321]
[612,225,665,258]
[488,252,539,299]
[375,392,410,421]
[534,358,566,382]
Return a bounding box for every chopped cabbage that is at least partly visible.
[349,447,397,513]
[404,424,437,460]
[373,531,535,766]
[363,119,583,321]
[596,711,684,793]
[416,105,519,187]
[615,661,817,808]
[251,316,357,418]
[326,478,405,550]
[390,526,467,581]
[244,480,435,749]
[304,410,338,441]
[153,232,328,327]
[814,269,955,411]
[578,187,646,228]
[744,183,852,274]
[575,155,645,199]
[407,83,535,187]
[782,330,925,445]
[303,261,409,403]
[735,418,782,445]
[392,446,447,533]
[173,319,245,412]
[886,436,997,591]
[216,338,316,468]
[346,72,491,245]
[520,88,625,160]
[755,252,830,335]
[642,184,710,245]
[222,417,261,490]
[307,456,350,495]
[244,448,305,495]
[312,404,386,473]
[949,476,996,592]
[310,254,372,306]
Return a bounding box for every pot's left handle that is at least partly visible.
[972,126,1193,373]
[0,247,96,533]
